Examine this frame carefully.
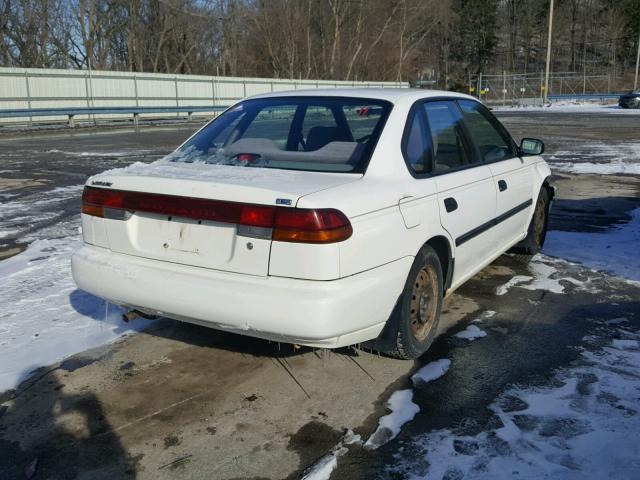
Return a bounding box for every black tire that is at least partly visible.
[513,187,550,256]
[385,245,444,360]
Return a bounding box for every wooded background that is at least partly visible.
[1,0,639,89]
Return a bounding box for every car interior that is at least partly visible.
[179,100,388,172]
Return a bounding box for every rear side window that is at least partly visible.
[171,97,391,173]
[404,110,432,173]
[423,101,473,172]
[458,100,516,162]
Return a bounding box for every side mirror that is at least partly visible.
[519,138,544,156]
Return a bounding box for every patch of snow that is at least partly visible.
[364,389,420,450]
[97,159,271,182]
[412,359,451,386]
[611,339,638,350]
[0,228,20,239]
[387,328,640,480]
[0,184,84,243]
[301,447,347,480]
[544,208,640,282]
[496,256,566,296]
[494,102,639,114]
[301,430,361,480]
[46,149,156,157]
[496,275,532,295]
[0,234,155,392]
[472,310,496,323]
[552,161,640,175]
[94,153,357,190]
[453,325,488,341]
[343,430,362,445]
[545,142,640,176]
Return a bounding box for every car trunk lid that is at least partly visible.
[86,162,360,276]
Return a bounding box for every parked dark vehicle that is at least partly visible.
[619,91,640,109]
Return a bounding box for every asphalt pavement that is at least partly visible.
[0,110,638,480]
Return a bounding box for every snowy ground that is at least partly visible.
[299,170,640,479]
[545,207,640,283]
[0,228,153,392]
[0,142,173,392]
[493,100,640,115]
[385,320,640,480]
[546,142,640,176]
[313,251,639,479]
[0,117,639,479]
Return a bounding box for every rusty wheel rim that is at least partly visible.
[534,197,546,246]
[410,265,438,342]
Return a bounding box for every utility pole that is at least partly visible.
[635,32,640,91]
[543,0,555,103]
[502,70,507,106]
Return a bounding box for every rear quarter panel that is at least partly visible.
[296,176,452,279]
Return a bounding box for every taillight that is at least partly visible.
[81,186,352,244]
[273,208,352,243]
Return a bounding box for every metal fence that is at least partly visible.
[469,72,626,106]
[0,67,407,125]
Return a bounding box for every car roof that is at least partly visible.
[246,88,477,104]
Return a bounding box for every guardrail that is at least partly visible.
[0,67,407,128]
[548,93,622,101]
[0,105,229,127]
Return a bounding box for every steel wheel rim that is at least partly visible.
[410,265,438,342]
[534,197,546,246]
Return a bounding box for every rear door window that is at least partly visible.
[458,100,516,162]
[423,101,474,172]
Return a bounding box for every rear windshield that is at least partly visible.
[168,97,392,173]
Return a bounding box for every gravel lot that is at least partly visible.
[0,108,639,480]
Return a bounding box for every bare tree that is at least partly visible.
[0,0,639,86]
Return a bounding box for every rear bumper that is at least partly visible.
[71,245,412,348]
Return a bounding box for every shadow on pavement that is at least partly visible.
[549,195,640,232]
[0,370,136,479]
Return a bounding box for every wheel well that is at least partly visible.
[542,177,555,201]
[425,236,453,294]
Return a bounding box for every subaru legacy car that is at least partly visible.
[72,89,553,359]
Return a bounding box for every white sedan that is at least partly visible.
[72,89,553,359]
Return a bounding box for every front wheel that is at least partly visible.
[513,187,550,256]
[385,245,443,360]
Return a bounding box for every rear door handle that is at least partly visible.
[444,197,458,213]
[498,180,508,192]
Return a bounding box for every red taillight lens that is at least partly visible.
[239,205,275,228]
[273,208,352,243]
[82,186,352,244]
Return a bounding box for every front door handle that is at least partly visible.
[444,197,458,213]
[498,180,508,192]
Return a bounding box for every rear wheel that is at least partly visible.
[513,187,550,256]
[386,245,443,360]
